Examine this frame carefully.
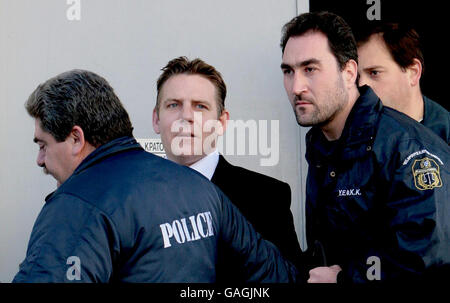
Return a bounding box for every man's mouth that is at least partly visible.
[294,95,313,106]
[176,133,195,138]
[295,100,313,106]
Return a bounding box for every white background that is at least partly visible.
[0,0,309,282]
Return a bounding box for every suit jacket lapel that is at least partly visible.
[211,155,232,186]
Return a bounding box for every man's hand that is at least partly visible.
[307,265,342,283]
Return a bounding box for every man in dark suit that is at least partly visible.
[152,56,302,281]
[211,156,299,262]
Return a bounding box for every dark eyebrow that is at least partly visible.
[164,98,211,104]
[280,63,291,70]
[191,99,211,104]
[362,65,383,71]
[161,98,181,105]
[281,58,321,70]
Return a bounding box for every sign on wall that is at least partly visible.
[137,138,167,158]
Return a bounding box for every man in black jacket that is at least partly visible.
[13,69,298,282]
[152,57,302,281]
[280,11,449,283]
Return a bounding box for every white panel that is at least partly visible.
[297,0,310,15]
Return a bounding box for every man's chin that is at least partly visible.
[43,169,62,188]
[170,138,204,156]
[295,111,327,127]
[297,120,314,127]
[296,116,316,127]
[171,154,204,166]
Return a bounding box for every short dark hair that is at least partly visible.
[26,69,134,147]
[155,56,227,117]
[280,11,358,71]
[356,22,425,73]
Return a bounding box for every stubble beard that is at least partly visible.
[294,76,348,128]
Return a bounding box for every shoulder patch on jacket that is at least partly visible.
[412,157,443,190]
[402,149,444,166]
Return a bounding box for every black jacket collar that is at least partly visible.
[211,155,231,184]
[306,86,382,163]
[73,136,142,175]
[45,136,141,201]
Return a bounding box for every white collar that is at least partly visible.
[189,150,219,180]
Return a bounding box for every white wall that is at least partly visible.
[0,0,309,282]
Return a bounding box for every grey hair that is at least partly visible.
[26,69,133,147]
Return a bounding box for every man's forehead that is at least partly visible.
[33,119,51,142]
[358,35,393,66]
[359,34,390,54]
[163,74,215,90]
[282,31,332,63]
[34,119,43,135]
[160,75,218,104]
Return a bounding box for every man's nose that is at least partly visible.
[181,104,194,123]
[36,150,45,167]
[292,72,308,96]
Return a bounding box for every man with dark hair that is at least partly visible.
[356,22,449,143]
[280,11,449,283]
[152,56,301,282]
[26,70,134,187]
[13,69,299,282]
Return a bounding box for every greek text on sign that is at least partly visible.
[137,138,166,158]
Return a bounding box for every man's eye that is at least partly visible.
[369,70,379,76]
[282,69,293,75]
[196,104,207,110]
[167,103,178,108]
[305,67,315,73]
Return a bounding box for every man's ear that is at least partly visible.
[69,125,86,156]
[217,109,230,136]
[152,108,161,134]
[407,58,422,87]
[342,59,358,88]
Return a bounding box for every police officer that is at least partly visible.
[13,69,298,282]
[356,22,449,143]
[280,11,449,283]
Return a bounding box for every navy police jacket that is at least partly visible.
[13,137,298,282]
[304,86,449,283]
[422,95,449,144]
